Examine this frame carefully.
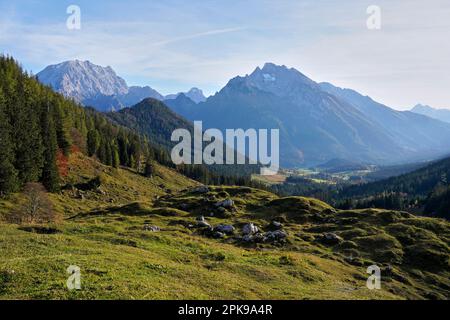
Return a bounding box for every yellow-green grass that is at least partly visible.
[0,153,449,300]
[252,174,287,185]
[0,216,396,300]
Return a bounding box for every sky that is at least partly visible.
[0,0,449,110]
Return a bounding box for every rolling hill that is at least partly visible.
[105,98,193,150]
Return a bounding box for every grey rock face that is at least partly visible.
[37,60,165,111]
[37,60,128,102]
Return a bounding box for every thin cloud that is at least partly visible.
[153,27,247,46]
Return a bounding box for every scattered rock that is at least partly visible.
[264,230,287,242]
[196,217,211,228]
[213,232,226,239]
[272,221,282,229]
[242,223,259,235]
[320,233,344,245]
[179,203,189,210]
[242,233,264,243]
[215,199,234,208]
[214,224,235,235]
[144,225,160,232]
[267,220,283,231]
[192,186,210,194]
[217,207,226,213]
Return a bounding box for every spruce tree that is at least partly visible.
[87,129,100,156]
[52,99,71,155]
[13,77,44,183]
[102,142,112,166]
[0,89,19,195]
[112,147,120,168]
[40,102,60,192]
[144,161,154,177]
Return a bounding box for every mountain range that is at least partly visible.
[37,60,206,111]
[411,104,450,124]
[37,60,450,168]
[166,63,450,167]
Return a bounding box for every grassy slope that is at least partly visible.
[0,153,448,300]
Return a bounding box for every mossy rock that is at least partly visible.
[339,228,369,239]
[267,196,333,212]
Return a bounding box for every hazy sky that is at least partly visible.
[1,0,449,110]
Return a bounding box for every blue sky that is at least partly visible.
[1,0,449,109]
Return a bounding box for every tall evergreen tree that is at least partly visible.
[12,77,44,184]
[40,102,60,192]
[87,129,100,156]
[52,99,71,155]
[0,89,19,195]
[112,146,120,168]
[144,161,154,177]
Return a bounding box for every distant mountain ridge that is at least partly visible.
[37,60,450,168]
[37,60,205,111]
[411,104,450,124]
[166,62,450,167]
[164,88,206,103]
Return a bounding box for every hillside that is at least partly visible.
[339,156,450,219]
[106,98,193,150]
[319,83,450,155]
[1,152,449,299]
